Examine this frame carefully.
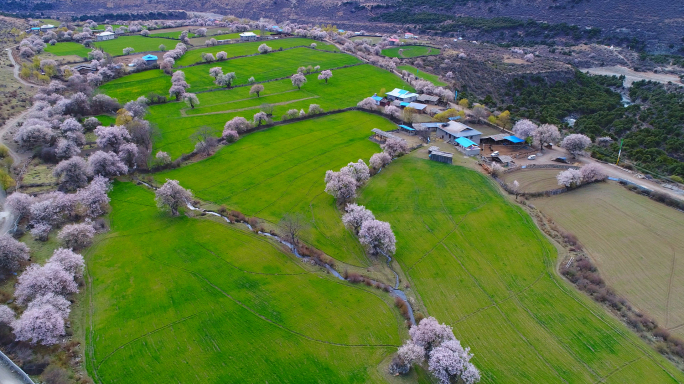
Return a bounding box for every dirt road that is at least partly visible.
[5,48,37,88]
[581,65,682,87]
[0,109,31,165]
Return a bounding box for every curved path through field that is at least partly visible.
[5,48,37,88]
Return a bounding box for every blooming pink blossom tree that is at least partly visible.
[117,143,139,168]
[291,73,307,90]
[342,160,370,186]
[580,163,607,183]
[58,223,95,249]
[155,151,172,167]
[561,133,592,158]
[258,43,272,54]
[12,302,66,345]
[30,223,51,241]
[358,219,396,255]
[428,339,479,384]
[76,176,111,218]
[324,170,357,203]
[308,104,323,115]
[155,179,193,216]
[5,192,34,220]
[26,293,70,319]
[49,248,85,277]
[512,119,537,139]
[409,317,455,351]
[224,116,253,133]
[250,84,264,97]
[253,111,268,126]
[370,152,391,170]
[14,262,78,304]
[342,203,375,234]
[88,151,128,177]
[215,72,236,88]
[14,122,55,149]
[357,97,377,110]
[60,118,83,134]
[0,235,30,271]
[53,156,90,191]
[55,138,80,160]
[95,125,131,152]
[532,124,560,152]
[223,129,239,143]
[382,138,409,158]
[556,168,582,188]
[317,70,332,83]
[216,51,227,61]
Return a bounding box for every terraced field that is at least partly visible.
[500,168,563,193]
[99,48,361,102]
[356,156,684,383]
[175,38,338,66]
[534,182,684,338]
[43,42,90,58]
[135,64,408,157]
[94,35,168,56]
[86,182,403,383]
[381,46,440,58]
[154,111,396,266]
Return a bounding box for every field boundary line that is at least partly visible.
[96,311,205,370]
[440,242,570,383]
[595,356,643,383]
[146,254,401,348]
[180,95,320,117]
[196,242,308,276]
[406,203,486,272]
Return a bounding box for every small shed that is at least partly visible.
[428,146,453,164]
[40,24,55,31]
[413,122,443,131]
[454,137,480,156]
[404,33,415,39]
[240,32,258,41]
[370,95,388,106]
[398,125,416,135]
[407,102,428,113]
[96,31,116,41]
[371,128,403,143]
[142,54,158,65]
[437,121,482,144]
[492,155,514,166]
[417,94,440,104]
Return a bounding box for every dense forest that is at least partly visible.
[509,72,684,179]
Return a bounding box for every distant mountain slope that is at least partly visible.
[9,0,684,52]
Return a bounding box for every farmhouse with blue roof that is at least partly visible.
[386,88,418,102]
[142,54,158,65]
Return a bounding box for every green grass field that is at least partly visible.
[93,114,115,126]
[94,35,168,56]
[381,46,440,58]
[153,111,397,266]
[500,168,563,193]
[150,30,196,39]
[99,48,360,102]
[43,42,90,58]
[139,64,409,158]
[176,38,339,67]
[86,181,403,383]
[397,65,447,86]
[356,156,684,383]
[534,182,684,338]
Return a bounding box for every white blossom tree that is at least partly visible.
[561,133,592,158]
[155,179,193,216]
[250,84,264,97]
[512,119,537,140]
[324,170,357,203]
[53,156,90,191]
[532,124,560,152]
[308,104,323,114]
[14,262,78,304]
[370,152,391,170]
[557,168,582,188]
[291,73,307,90]
[57,223,95,249]
[156,151,172,166]
[183,93,200,109]
[258,43,272,53]
[317,70,332,83]
[580,163,607,183]
[0,235,30,271]
[224,116,253,133]
[357,97,377,110]
[253,111,268,126]
[342,160,370,186]
[87,151,128,177]
[382,138,409,158]
[342,203,375,234]
[358,219,396,255]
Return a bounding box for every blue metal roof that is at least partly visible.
[142,54,158,60]
[455,137,477,148]
[399,125,415,131]
[504,135,525,143]
[400,102,410,107]
[448,116,461,120]
[371,95,383,101]
[31,27,40,30]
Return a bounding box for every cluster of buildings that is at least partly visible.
[28,24,55,33]
[370,88,449,116]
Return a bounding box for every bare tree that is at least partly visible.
[279,213,308,249]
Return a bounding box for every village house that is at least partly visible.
[142,54,158,65]
[404,32,415,39]
[436,121,482,144]
[388,38,399,45]
[386,88,418,103]
[240,32,258,41]
[96,31,116,41]
[40,24,55,31]
[370,94,388,107]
